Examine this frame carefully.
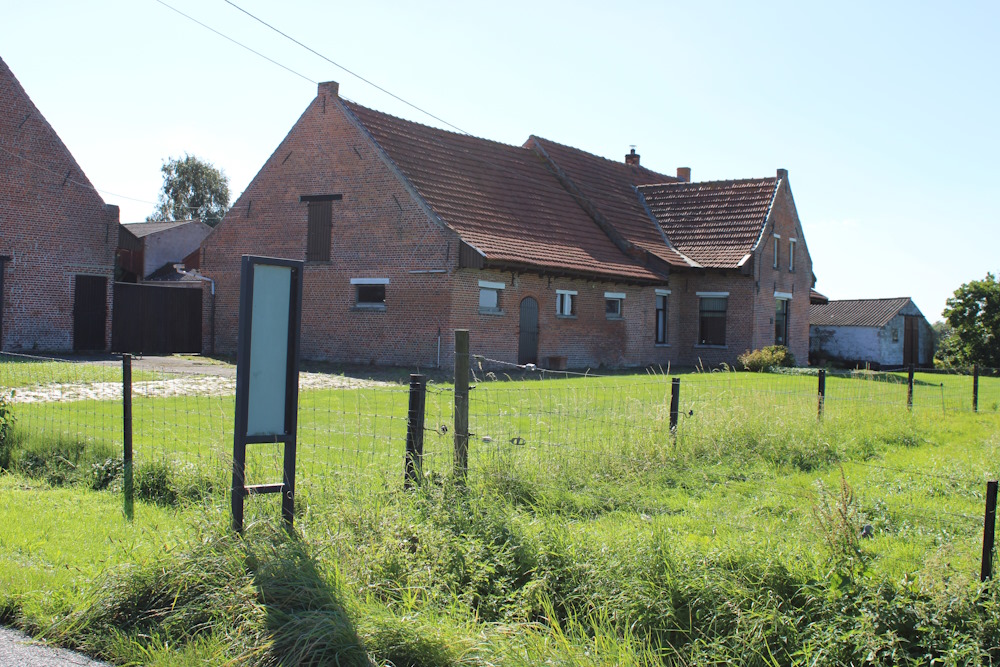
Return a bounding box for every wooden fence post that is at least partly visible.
[973,364,980,413]
[669,377,680,435]
[907,364,914,411]
[404,374,427,488]
[817,369,826,421]
[122,354,133,521]
[454,330,470,479]
[982,480,998,582]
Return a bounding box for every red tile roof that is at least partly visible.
[638,178,780,268]
[344,101,666,282]
[809,298,914,328]
[527,137,694,269]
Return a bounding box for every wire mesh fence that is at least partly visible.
[1,350,998,579]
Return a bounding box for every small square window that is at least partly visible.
[478,280,505,314]
[605,298,622,317]
[556,290,576,317]
[357,284,385,305]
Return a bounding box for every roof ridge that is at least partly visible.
[639,175,778,189]
[341,97,524,152]
[529,135,676,183]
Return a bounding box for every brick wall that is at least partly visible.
[0,58,117,352]
[201,83,456,366]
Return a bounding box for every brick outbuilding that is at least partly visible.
[0,58,118,352]
[200,81,814,369]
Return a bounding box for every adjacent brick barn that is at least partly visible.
[200,81,814,369]
[0,57,118,352]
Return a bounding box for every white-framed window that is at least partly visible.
[478,280,504,314]
[351,277,388,309]
[604,292,625,319]
[655,288,670,345]
[556,289,577,317]
[772,234,780,269]
[696,291,729,346]
[788,238,797,271]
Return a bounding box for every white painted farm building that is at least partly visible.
[809,297,933,369]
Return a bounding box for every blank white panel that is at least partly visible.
[247,264,291,436]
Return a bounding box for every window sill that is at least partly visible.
[479,308,505,316]
[305,260,332,265]
[654,343,671,348]
[606,315,624,321]
[352,305,386,312]
[555,314,577,320]
[694,344,728,349]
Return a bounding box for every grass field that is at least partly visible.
[2,357,1000,665]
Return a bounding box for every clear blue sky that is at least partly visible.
[3,1,997,321]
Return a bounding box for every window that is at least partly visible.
[351,278,388,309]
[772,234,780,269]
[605,292,625,319]
[655,289,670,344]
[301,194,342,262]
[478,280,504,313]
[775,298,789,345]
[556,290,577,317]
[697,292,728,346]
[788,238,797,271]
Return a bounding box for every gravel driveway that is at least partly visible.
[0,627,110,666]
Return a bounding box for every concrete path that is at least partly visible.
[0,627,110,666]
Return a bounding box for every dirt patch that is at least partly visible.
[13,371,394,405]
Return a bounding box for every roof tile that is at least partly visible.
[809,298,913,328]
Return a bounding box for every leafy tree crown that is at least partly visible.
[148,154,230,227]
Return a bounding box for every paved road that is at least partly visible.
[0,627,110,666]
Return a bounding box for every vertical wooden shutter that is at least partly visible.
[306,200,332,262]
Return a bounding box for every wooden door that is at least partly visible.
[73,275,107,351]
[903,316,919,366]
[518,297,539,365]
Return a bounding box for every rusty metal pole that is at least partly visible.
[669,378,680,434]
[973,364,980,413]
[982,480,998,582]
[454,330,470,479]
[123,354,133,521]
[817,369,826,421]
[907,364,915,411]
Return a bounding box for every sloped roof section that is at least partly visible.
[638,178,779,268]
[342,100,666,283]
[121,220,197,238]
[528,137,693,269]
[809,298,913,328]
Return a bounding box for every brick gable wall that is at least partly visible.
[0,59,117,352]
[200,86,456,365]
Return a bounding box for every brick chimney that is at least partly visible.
[318,80,340,98]
[625,148,640,166]
[676,167,691,182]
[776,168,788,181]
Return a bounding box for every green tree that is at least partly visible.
[941,273,1000,368]
[148,154,230,227]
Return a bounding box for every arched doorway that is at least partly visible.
[518,297,539,365]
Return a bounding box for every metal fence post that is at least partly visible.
[454,330,470,479]
[817,369,826,421]
[122,354,133,521]
[973,364,980,413]
[404,374,427,488]
[982,480,998,582]
[907,364,914,411]
[669,377,680,435]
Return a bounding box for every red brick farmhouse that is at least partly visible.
[0,58,118,352]
[200,81,814,369]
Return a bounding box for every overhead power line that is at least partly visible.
[222,0,470,135]
[152,0,316,84]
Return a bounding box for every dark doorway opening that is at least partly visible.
[518,297,539,365]
[73,275,108,351]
